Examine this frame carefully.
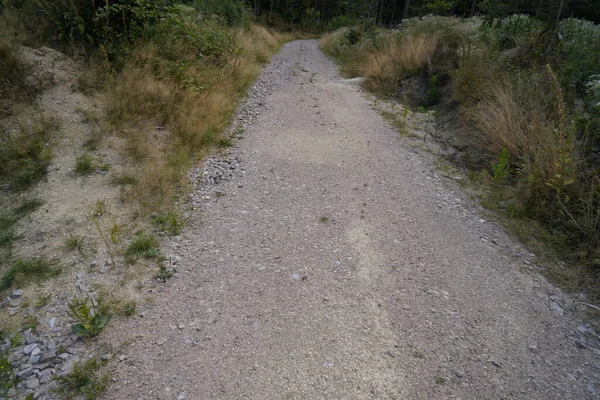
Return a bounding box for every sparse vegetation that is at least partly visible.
[65,234,85,254]
[0,349,13,397]
[152,211,185,236]
[321,14,600,303]
[0,113,59,190]
[75,153,95,175]
[67,298,112,337]
[156,265,174,282]
[125,233,159,264]
[53,357,110,400]
[0,258,61,291]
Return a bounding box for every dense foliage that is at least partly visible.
[244,0,600,28]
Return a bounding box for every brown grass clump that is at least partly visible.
[361,33,439,92]
[105,24,285,216]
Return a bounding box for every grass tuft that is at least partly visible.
[75,153,96,175]
[0,259,61,291]
[53,358,110,400]
[0,114,59,191]
[125,233,159,264]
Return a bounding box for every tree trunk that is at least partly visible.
[470,0,477,17]
[391,0,398,26]
[402,0,410,21]
[378,0,385,25]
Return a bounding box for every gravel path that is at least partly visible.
[102,40,600,399]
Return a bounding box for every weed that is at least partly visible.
[152,211,184,236]
[0,259,61,291]
[92,200,106,217]
[491,148,511,183]
[67,298,111,337]
[156,265,174,282]
[75,153,95,175]
[413,351,425,359]
[123,301,137,316]
[65,234,85,254]
[125,233,159,264]
[435,376,447,385]
[0,350,13,396]
[320,216,330,223]
[22,315,38,332]
[219,138,233,147]
[83,129,103,151]
[9,332,22,347]
[426,74,441,105]
[109,224,122,244]
[53,357,110,400]
[13,198,44,219]
[109,173,137,186]
[0,113,59,190]
[35,295,51,309]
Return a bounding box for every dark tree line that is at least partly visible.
[246,0,600,25]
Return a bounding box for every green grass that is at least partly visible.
[0,114,59,191]
[125,233,159,264]
[64,234,85,254]
[13,198,44,219]
[0,350,13,397]
[152,211,184,236]
[53,358,110,400]
[0,259,61,291]
[75,153,95,175]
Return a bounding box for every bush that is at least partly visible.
[326,15,357,31]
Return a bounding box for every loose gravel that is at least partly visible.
[101,40,600,400]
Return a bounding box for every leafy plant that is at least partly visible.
[156,265,174,282]
[53,357,110,400]
[67,298,111,337]
[491,148,511,183]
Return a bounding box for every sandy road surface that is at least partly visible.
[102,40,600,399]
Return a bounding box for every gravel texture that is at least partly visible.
[102,40,600,399]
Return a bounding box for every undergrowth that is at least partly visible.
[53,357,110,400]
[321,15,600,304]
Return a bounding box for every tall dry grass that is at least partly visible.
[104,25,287,217]
[360,33,440,92]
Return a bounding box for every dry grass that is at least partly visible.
[360,34,439,92]
[105,25,286,216]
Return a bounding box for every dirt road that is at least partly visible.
[102,40,600,399]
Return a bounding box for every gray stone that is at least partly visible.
[16,366,33,379]
[23,344,38,356]
[11,289,23,298]
[177,392,188,400]
[25,376,40,389]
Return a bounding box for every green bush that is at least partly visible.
[558,18,600,98]
[326,15,357,31]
